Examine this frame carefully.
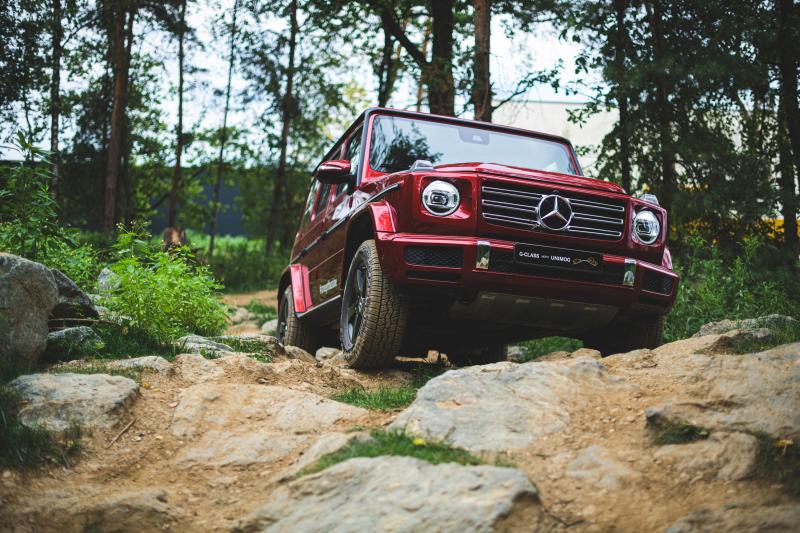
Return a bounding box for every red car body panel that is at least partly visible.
[281,107,678,342]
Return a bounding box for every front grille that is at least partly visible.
[488,249,625,285]
[643,270,675,295]
[404,246,463,268]
[481,181,626,240]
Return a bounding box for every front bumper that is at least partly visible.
[374,232,678,315]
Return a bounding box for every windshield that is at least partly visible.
[369,115,579,175]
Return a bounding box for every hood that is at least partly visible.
[435,162,627,195]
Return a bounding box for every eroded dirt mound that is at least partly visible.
[1,307,798,532]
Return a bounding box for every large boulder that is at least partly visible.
[0,253,59,365]
[44,326,104,359]
[8,373,139,431]
[49,268,100,323]
[390,357,618,453]
[693,314,797,338]
[235,457,553,533]
[665,503,800,533]
[170,384,367,466]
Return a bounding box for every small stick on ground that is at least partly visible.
[106,418,137,449]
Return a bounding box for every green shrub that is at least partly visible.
[665,237,798,342]
[103,228,228,343]
[188,231,288,292]
[516,337,583,362]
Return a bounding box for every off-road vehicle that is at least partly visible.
[276,108,678,367]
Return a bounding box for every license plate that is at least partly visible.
[513,243,602,271]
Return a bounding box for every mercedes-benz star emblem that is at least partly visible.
[536,194,574,231]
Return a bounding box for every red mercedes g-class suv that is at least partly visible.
[276,108,678,368]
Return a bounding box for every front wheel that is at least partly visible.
[277,285,318,353]
[340,240,408,369]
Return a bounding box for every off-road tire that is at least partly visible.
[277,285,318,353]
[446,344,509,366]
[340,240,408,369]
[585,315,664,356]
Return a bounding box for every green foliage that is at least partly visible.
[103,227,228,343]
[516,337,583,362]
[0,135,101,289]
[331,387,417,411]
[93,323,181,361]
[664,238,799,342]
[298,430,489,478]
[0,386,82,469]
[189,232,288,291]
[244,299,277,324]
[209,336,273,363]
[652,421,710,446]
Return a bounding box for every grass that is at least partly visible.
[332,387,417,411]
[0,386,82,468]
[516,336,583,362]
[94,323,180,361]
[244,299,277,325]
[298,429,489,477]
[752,433,800,496]
[652,421,710,445]
[209,336,274,363]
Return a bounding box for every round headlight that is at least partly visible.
[421,180,460,216]
[633,209,660,245]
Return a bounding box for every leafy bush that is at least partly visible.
[188,231,288,291]
[103,228,228,343]
[0,134,101,289]
[664,237,798,342]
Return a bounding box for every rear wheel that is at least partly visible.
[340,240,408,369]
[277,285,318,353]
[584,315,664,356]
[446,344,508,366]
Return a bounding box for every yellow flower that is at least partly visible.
[775,439,794,450]
[141,382,150,389]
[412,437,426,446]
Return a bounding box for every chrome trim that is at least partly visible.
[623,258,636,287]
[476,241,491,270]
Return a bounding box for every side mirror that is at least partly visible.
[315,159,352,184]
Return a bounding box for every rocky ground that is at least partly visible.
[0,289,798,532]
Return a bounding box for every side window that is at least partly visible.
[302,180,320,224]
[314,183,332,215]
[338,127,362,196]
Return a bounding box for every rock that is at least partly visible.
[390,357,618,453]
[107,356,172,373]
[96,267,120,297]
[49,268,99,322]
[175,334,233,356]
[0,253,59,365]
[284,345,316,364]
[643,341,800,438]
[8,373,139,431]
[44,326,104,359]
[278,432,374,480]
[654,432,759,481]
[693,314,797,338]
[563,445,640,489]
[315,346,343,361]
[170,384,366,466]
[507,345,526,362]
[261,318,278,335]
[236,456,553,533]
[230,307,255,324]
[10,488,182,532]
[665,503,800,533]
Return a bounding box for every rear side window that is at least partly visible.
[314,183,332,215]
[336,127,362,196]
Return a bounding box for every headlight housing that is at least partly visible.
[633,209,660,245]
[421,180,460,216]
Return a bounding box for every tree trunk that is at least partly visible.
[168,0,187,231]
[777,0,800,175]
[50,0,62,201]
[208,0,240,258]
[614,0,631,193]
[119,10,135,224]
[265,0,298,255]
[779,99,799,252]
[104,0,132,233]
[377,28,393,107]
[472,0,491,122]
[427,0,455,116]
[648,0,676,213]
[416,23,431,112]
